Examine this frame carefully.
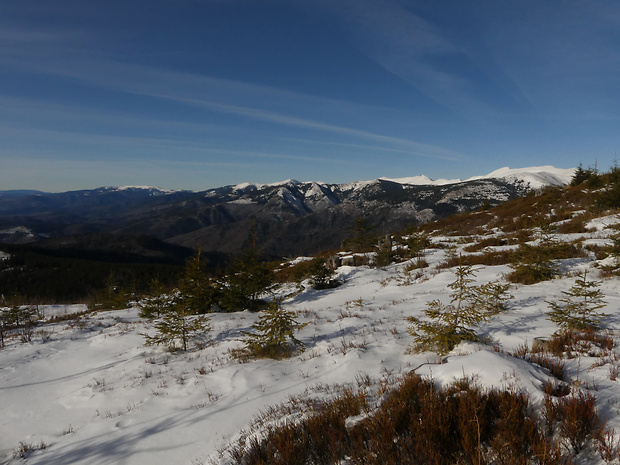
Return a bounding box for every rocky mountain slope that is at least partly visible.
[0,166,573,258]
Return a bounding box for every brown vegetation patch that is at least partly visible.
[227,373,616,464]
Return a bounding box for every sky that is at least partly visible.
[1,0,619,192]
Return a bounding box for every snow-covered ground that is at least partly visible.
[2,220,620,464]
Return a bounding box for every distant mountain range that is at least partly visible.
[0,166,574,260]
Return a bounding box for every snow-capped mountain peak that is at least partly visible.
[467,166,575,189]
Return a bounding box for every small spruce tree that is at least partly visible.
[0,304,38,346]
[571,163,593,186]
[374,235,394,268]
[345,217,375,252]
[177,248,218,314]
[0,308,9,348]
[408,263,512,354]
[406,230,430,260]
[97,272,129,310]
[243,298,307,358]
[308,258,339,290]
[143,305,211,352]
[138,278,176,319]
[546,271,607,330]
[220,250,275,312]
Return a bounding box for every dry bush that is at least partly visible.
[419,211,492,237]
[229,389,367,465]
[543,379,571,398]
[511,343,566,381]
[12,440,49,459]
[586,244,611,261]
[556,218,591,234]
[462,235,519,252]
[489,184,594,234]
[229,375,600,465]
[550,391,604,454]
[439,250,514,269]
[545,328,614,358]
[531,353,566,381]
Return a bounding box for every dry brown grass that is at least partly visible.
[545,328,615,358]
[438,250,514,269]
[226,373,615,464]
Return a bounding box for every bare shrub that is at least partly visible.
[228,374,595,465]
[12,440,49,459]
[546,328,614,358]
[530,353,566,381]
[555,391,603,454]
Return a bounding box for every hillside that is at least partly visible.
[2,168,620,464]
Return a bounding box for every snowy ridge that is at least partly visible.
[109,186,179,195]
[380,174,461,186]
[467,166,575,189]
[232,179,301,192]
[84,166,574,197]
[382,166,573,189]
[327,165,573,191]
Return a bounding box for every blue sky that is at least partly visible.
[1,0,619,192]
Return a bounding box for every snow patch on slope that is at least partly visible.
[109,186,179,195]
[232,179,300,192]
[381,175,461,186]
[468,166,575,189]
[363,166,573,189]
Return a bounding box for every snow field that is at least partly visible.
[3,221,620,464]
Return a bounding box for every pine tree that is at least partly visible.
[571,163,592,186]
[374,235,394,268]
[138,278,176,319]
[97,272,129,310]
[0,304,38,346]
[0,309,8,348]
[308,258,339,290]
[220,250,274,312]
[546,271,607,330]
[177,248,217,314]
[406,230,430,260]
[243,298,307,358]
[408,263,512,354]
[142,305,210,352]
[345,217,375,252]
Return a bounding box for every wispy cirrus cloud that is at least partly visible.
[317,0,620,122]
[0,45,465,163]
[0,97,384,168]
[312,0,514,121]
[154,97,464,162]
[481,0,620,118]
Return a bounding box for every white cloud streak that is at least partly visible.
[0,49,465,162]
[318,0,620,121]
